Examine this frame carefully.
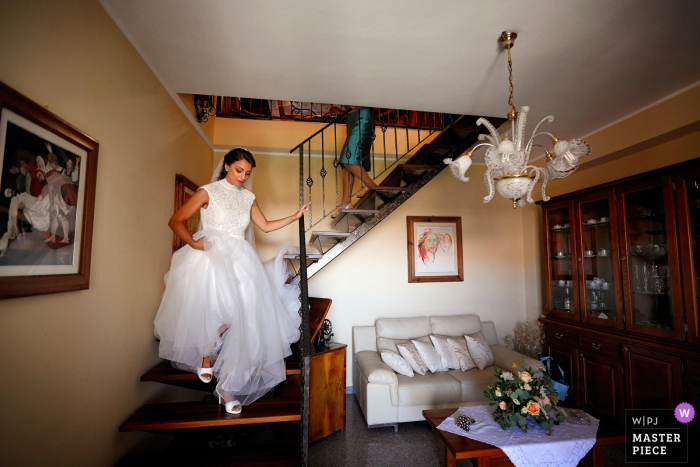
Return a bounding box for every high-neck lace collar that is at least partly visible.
[220,178,243,190]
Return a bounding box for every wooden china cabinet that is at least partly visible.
[540,158,700,430]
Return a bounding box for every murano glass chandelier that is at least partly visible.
[445,32,591,208]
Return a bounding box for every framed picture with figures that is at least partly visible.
[173,174,200,252]
[407,216,463,283]
[0,81,99,299]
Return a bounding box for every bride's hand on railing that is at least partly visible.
[294,202,312,220]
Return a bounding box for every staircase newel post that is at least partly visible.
[298,146,311,466]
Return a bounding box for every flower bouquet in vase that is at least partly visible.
[484,362,566,434]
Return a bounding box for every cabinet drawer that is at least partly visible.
[578,333,620,360]
[545,326,577,348]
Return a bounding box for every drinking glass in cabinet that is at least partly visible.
[580,198,616,321]
[548,206,574,314]
[624,187,675,330]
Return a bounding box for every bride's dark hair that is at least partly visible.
[219,148,256,180]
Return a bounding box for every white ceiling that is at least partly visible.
[100,0,700,142]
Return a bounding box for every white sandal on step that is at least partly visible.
[214,390,242,414]
[197,367,213,383]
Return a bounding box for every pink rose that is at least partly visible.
[499,401,507,410]
[524,383,531,391]
[519,371,532,382]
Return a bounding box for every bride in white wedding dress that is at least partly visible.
[154,148,310,414]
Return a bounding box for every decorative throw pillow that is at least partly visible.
[447,337,477,371]
[429,335,461,370]
[380,350,414,377]
[464,331,495,370]
[411,339,447,373]
[397,342,427,375]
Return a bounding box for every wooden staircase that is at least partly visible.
[117,298,332,466]
[293,114,506,277]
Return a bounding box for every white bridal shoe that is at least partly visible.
[197,367,213,383]
[214,390,242,414]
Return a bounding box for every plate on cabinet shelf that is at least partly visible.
[554,255,569,259]
[585,219,599,224]
[550,227,570,231]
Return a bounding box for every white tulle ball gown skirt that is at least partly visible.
[154,229,301,406]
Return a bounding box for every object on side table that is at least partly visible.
[455,414,476,431]
[557,407,591,425]
[484,362,566,433]
[313,319,334,347]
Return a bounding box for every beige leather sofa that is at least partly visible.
[352,314,542,431]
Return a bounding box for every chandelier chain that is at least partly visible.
[507,48,516,116]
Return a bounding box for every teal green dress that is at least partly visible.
[340,107,374,171]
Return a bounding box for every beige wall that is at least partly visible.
[0,1,213,466]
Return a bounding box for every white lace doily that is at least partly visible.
[436,405,599,467]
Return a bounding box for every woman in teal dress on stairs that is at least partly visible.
[331,106,378,218]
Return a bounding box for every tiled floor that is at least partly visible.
[309,395,467,467]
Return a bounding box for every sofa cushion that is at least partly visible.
[412,339,447,373]
[377,335,431,354]
[396,372,462,406]
[397,342,427,375]
[430,335,460,370]
[465,331,495,370]
[447,367,499,401]
[376,317,432,339]
[355,351,398,384]
[430,314,482,337]
[447,337,477,371]
[380,350,414,377]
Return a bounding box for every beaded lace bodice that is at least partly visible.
[199,179,256,239]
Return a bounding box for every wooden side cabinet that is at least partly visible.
[579,351,625,426]
[622,343,683,410]
[309,343,347,443]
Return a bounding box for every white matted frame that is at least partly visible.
[407,216,463,283]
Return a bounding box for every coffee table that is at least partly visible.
[423,408,626,467]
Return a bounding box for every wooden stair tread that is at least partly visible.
[400,164,433,171]
[119,397,300,432]
[142,357,300,384]
[330,208,379,227]
[371,185,408,192]
[115,444,300,466]
[282,253,323,260]
[309,231,352,243]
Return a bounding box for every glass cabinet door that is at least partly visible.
[675,171,700,344]
[544,200,579,320]
[618,176,684,340]
[575,190,623,329]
